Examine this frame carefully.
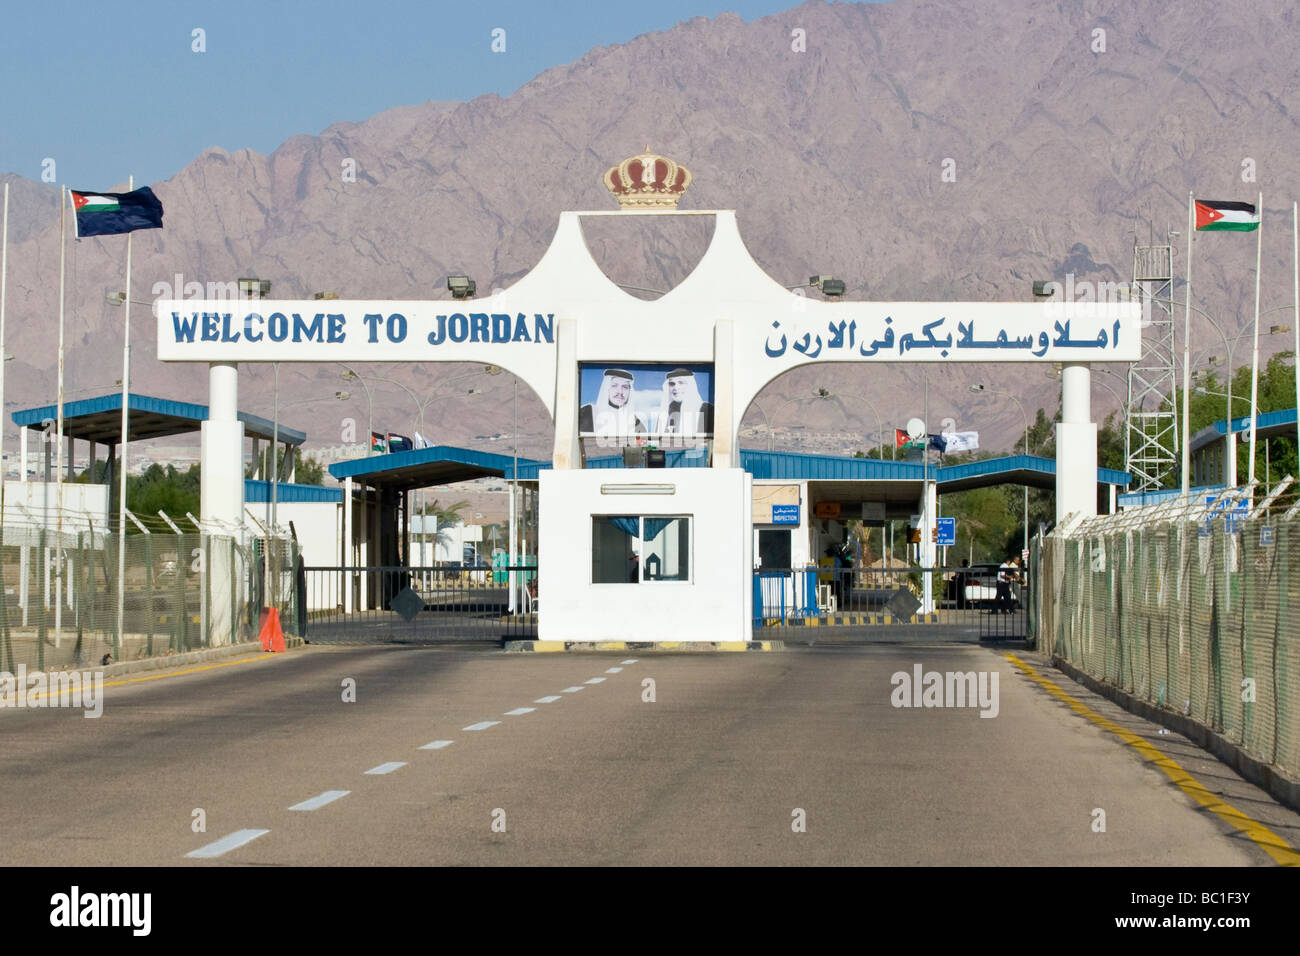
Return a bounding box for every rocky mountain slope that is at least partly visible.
[2,0,1296,463]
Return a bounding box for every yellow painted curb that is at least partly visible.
[1006,653,1300,867]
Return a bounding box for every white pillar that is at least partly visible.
[19,426,26,481]
[342,476,353,614]
[918,479,937,614]
[508,480,517,613]
[1056,362,1098,523]
[1224,431,1238,489]
[713,319,734,469]
[200,362,244,645]
[551,318,580,470]
[359,486,369,610]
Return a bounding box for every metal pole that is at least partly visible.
[1182,191,1194,497]
[0,181,7,481]
[509,376,519,613]
[55,187,67,641]
[115,175,133,648]
[270,363,279,534]
[1247,190,1263,486]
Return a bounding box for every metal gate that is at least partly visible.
[753,565,1028,640]
[300,565,537,643]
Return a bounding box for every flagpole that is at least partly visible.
[1247,190,1263,487]
[1,182,8,536]
[56,187,67,641]
[1293,201,1299,455]
[1,182,8,487]
[116,175,133,650]
[1182,191,1194,497]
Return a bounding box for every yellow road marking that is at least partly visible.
[11,654,280,704]
[1005,653,1300,867]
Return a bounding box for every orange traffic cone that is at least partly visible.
[258,607,285,653]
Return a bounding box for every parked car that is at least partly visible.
[944,563,1002,608]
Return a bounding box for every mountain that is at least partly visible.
[3,0,1297,463]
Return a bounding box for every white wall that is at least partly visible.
[539,468,753,642]
[273,500,343,610]
[1,481,110,544]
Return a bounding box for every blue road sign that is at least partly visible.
[936,517,956,547]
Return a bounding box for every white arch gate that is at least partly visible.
[158,205,1139,645]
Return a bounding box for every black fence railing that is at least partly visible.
[300,565,537,643]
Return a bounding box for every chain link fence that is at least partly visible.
[1034,484,1300,781]
[0,508,300,674]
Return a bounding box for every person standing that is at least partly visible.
[996,556,1017,613]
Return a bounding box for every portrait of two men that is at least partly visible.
[578,363,715,446]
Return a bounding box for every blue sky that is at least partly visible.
[1,0,817,190]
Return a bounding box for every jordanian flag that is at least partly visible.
[1195,199,1259,232]
[69,186,164,238]
[370,432,387,454]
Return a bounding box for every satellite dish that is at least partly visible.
[906,417,926,440]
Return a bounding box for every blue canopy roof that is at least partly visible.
[11,392,306,446]
[328,445,545,491]
[514,448,1130,490]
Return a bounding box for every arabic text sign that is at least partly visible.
[772,505,800,525]
[761,302,1141,363]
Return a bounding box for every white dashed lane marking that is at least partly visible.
[289,790,350,811]
[192,661,644,863]
[186,828,270,859]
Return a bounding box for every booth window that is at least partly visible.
[592,516,692,584]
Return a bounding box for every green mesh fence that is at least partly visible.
[1035,507,1300,781]
[0,524,299,675]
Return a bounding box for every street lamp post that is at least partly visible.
[811,386,891,460]
[359,366,501,564]
[970,384,1030,560]
[338,365,375,453]
[751,391,826,452]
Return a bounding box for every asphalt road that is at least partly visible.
[3,643,1298,866]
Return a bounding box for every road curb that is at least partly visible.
[505,640,784,653]
[1053,655,1300,815]
[42,637,305,680]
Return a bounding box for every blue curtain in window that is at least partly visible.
[607,516,640,538]
[642,518,673,541]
